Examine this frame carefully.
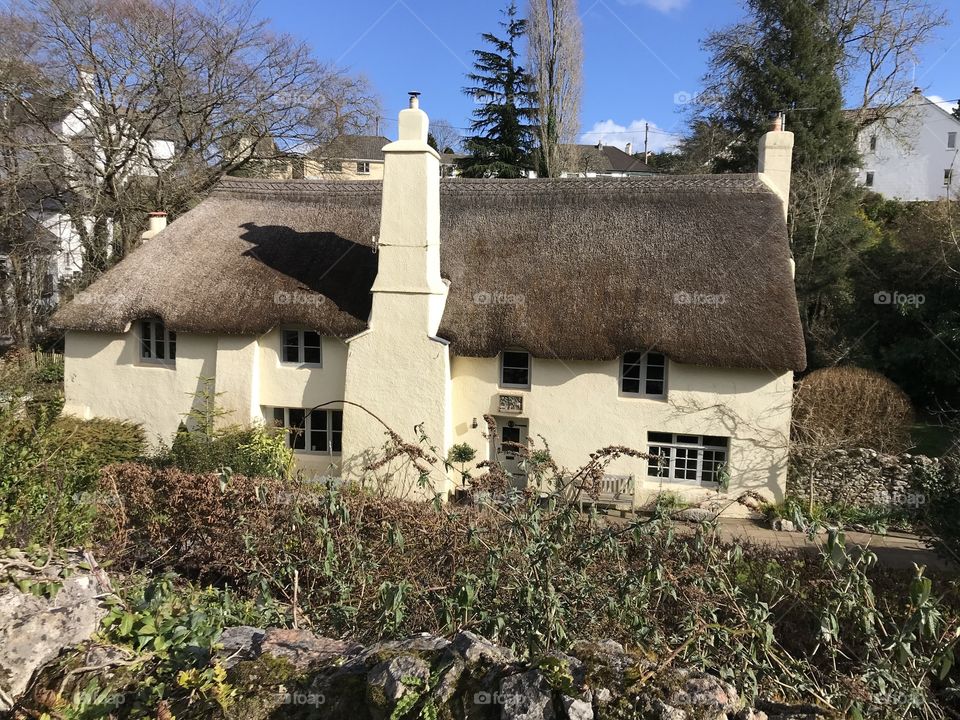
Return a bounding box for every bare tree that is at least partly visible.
[527,0,582,178]
[429,119,462,154]
[0,0,379,346]
[831,0,948,128]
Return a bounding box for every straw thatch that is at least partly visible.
[52,175,806,371]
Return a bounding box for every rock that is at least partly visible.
[217,625,265,668]
[368,654,430,704]
[256,628,362,670]
[653,699,689,720]
[737,710,768,720]
[669,671,741,714]
[772,518,795,532]
[500,669,555,720]
[0,554,111,711]
[594,687,613,706]
[676,508,718,523]
[453,630,518,665]
[562,694,594,720]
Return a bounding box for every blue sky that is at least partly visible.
[259,0,958,152]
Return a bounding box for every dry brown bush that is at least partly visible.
[793,366,914,453]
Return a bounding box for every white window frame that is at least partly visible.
[945,169,954,186]
[139,319,175,366]
[948,132,957,149]
[499,350,531,389]
[280,329,323,367]
[268,407,342,455]
[646,432,728,486]
[864,171,875,187]
[356,161,371,175]
[620,351,667,399]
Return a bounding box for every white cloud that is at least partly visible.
[579,119,680,154]
[616,0,689,12]
[928,94,958,114]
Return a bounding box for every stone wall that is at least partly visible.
[788,447,939,508]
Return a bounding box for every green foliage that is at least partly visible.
[459,1,536,178]
[151,378,293,480]
[0,389,144,546]
[911,454,960,563]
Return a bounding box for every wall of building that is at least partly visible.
[63,328,349,476]
[299,158,385,181]
[856,98,960,201]
[450,355,794,513]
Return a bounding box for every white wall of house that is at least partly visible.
[855,94,960,201]
[450,355,793,513]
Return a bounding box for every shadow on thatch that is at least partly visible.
[237,222,376,321]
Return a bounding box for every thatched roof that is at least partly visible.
[52,175,806,371]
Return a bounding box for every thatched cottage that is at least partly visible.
[52,95,805,510]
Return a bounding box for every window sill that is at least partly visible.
[499,384,530,391]
[137,359,176,368]
[279,362,323,369]
[619,392,667,401]
[293,450,342,457]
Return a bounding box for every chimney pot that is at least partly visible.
[142,211,167,240]
[625,142,633,155]
[409,91,421,109]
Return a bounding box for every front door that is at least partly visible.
[496,418,529,489]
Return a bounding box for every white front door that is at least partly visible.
[496,418,529,488]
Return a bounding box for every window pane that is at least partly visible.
[646,364,665,380]
[140,321,152,358]
[502,351,529,369]
[332,430,342,453]
[282,330,300,363]
[675,448,698,480]
[502,367,529,386]
[168,331,176,360]
[303,341,322,365]
[310,428,327,452]
[623,351,643,367]
[155,326,165,360]
[702,436,729,448]
[331,410,343,431]
[622,361,642,380]
[676,434,698,445]
[502,427,521,445]
[622,378,641,394]
[272,408,285,427]
[648,431,672,443]
[289,409,305,450]
[645,380,664,396]
[647,446,670,477]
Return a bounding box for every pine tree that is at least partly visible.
[953,101,960,122]
[459,1,536,178]
[698,0,878,368]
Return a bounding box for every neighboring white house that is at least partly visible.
[853,89,960,201]
[52,96,805,514]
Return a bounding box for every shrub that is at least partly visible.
[912,449,960,562]
[793,366,914,453]
[95,461,960,717]
[155,424,293,480]
[0,399,144,546]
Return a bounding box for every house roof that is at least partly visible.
[561,144,657,174]
[311,135,391,162]
[52,175,806,372]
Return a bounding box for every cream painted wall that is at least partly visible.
[63,329,218,446]
[450,355,793,513]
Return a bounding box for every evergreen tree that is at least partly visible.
[459,1,536,178]
[953,101,960,122]
[698,0,877,368]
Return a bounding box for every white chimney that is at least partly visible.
[625,142,633,156]
[757,113,794,221]
[141,212,167,241]
[368,91,446,331]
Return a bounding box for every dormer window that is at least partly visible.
[621,351,667,398]
[500,350,530,388]
[945,169,954,186]
[869,135,877,151]
[948,132,957,149]
[281,329,322,366]
[139,319,175,365]
[356,161,371,175]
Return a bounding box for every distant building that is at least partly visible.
[853,89,960,201]
[556,143,657,178]
[290,135,390,181]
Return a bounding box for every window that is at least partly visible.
[869,135,877,151]
[620,351,667,398]
[646,432,728,485]
[356,161,371,174]
[865,171,875,187]
[948,132,957,149]
[500,351,530,388]
[140,319,175,364]
[945,169,954,186]
[270,407,342,454]
[281,329,322,366]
